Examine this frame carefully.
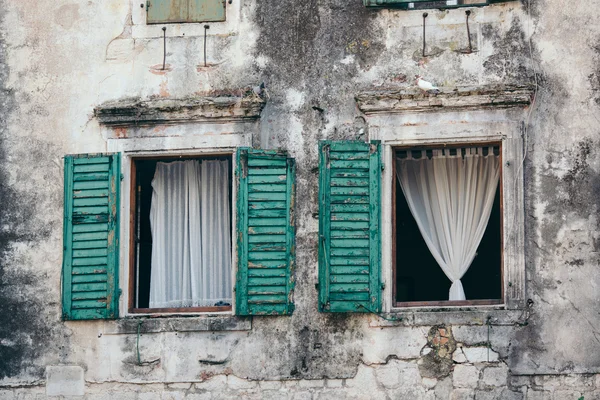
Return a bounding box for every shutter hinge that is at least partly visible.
[315,283,319,290]
[146,0,150,10]
[381,163,385,171]
[121,174,124,181]
[118,288,123,297]
[233,286,236,292]
[381,282,385,290]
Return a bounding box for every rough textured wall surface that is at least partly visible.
[0,0,599,398]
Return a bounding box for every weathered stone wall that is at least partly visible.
[1,0,600,398]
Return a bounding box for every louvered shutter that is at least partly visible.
[62,154,120,320]
[318,141,382,313]
[235,149,295,315]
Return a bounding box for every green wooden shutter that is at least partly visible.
[235,148,295,316]
[147,0,225,24]
[62,153,120,320]
[318,141,382,313]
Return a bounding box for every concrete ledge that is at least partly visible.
[356,85,534,115]
[94,93,267,126]
[369,309,528,328]
[105,315,252,335]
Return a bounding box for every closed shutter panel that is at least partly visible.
[62,154,120,320]
[235,149,295,316]
[147,0,226,24]
[318,141,381,313]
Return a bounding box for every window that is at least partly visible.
[146,0,226,24]
[392,144,502,307]
[363,0,513,9]
[129,155,233,314]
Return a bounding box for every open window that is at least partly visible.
[392,144,503,307]
[129,154,233,314]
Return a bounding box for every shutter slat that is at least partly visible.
[236,149,295,315]
[63,153,119,320]
[319,141,381,313]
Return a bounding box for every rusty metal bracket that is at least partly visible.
[422,13,428,58]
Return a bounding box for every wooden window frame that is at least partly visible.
[391,141,504,309]
[127,153,233,315]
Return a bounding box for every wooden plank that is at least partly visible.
[248,243,286,252]
[72,240,108,250]
[330,170,370,179]
[72,274,108,284]
[248,209,286,218]
[248,260,287,269]
[368,141,382,312]
[247,158,287,167]
[248,234,286,243]
[248,303,288,315]
[73,223,109,233]
[248,192,287,201]
[329,152,369,160]
[235,150,250,315]
[72,214,109,224]
[72,266,107,275]
[330,230,369,239]
[330,238,369,248]
[62,156,75,320]
[331,186,369,196]
[248,217,285,226]
[248,167,287,176]
[248,175,287,184]
[73,205,109,215]
[73,231,109,241]
[73,156,110,165]
[330,195,369,204]
[248,286,286,295]
[73,163,110,173]
[329,142,370,152]
[73,197,108,207]
[72,248,108,258]
[284,156,296,315]
[248,201,286,210]
[72,282,107,293]
[73,189,109,199]
[329,292,370,301]
[72,291,107,301]
[331,266,370,275]
[248,226,286,235]
[330,283,370,293]
[330,204,369,213]
[328,301,366,312]
[147,0,187,24]
[318,142,331,311]
[331,248,369,257]
[70,309,106,319]
[72,256,107,266]
[248,184,286,193]
[248,268,287,277]
[329,257,370,266]
[73,172,109,182]
[72,299,108,309]
[331,212,370,221]
[330,177,369,187]
[330,220,369,230]
[247,294,287,304]
[73,181,109,190]
[330,160,370,169]
[248,276,287,286]
[330,274,370,284]
[248,251,287,261]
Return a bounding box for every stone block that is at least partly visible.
[0,390,14,400]
[227,375,258,390]
[451,389,475,400]
[162,392,185,400]
[481,366,508,387]
[139,393,161,400]
[195,375,228,391]
[422,377,437,389]
[461,347,499,363]
[552,390,583,400]
[453,349,468,363]
[298,379,325,388]
[45,365,85,397]
[292,391,313,400]
[345,365,378,389]
[260,380,283,390]
[564,374,594,388]
[499,389,524,400]
[185,393,212,400]
[325,379,343,388]
[525,389,551,400]
[453,365,479,388]
[474,389,503,400]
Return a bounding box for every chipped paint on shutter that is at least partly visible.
[188,0,226,23]
[235,148,295,316]
[62,153,120,320]
[318,141,381,313]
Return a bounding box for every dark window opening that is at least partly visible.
[393,146,502,306]
[131,155,233,312]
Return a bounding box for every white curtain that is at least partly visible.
[396,147,499,301]
[149,160,232,308]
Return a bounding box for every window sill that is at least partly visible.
[102,315,251,335]
[369,306,528,328]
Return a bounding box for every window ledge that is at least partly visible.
[94,93,267,127]
[369,308,528,328]
[103,315,252,335]
[356,85,534,115]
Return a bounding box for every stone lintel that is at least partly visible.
[94,95,266,126]
[356,85,535,115]
[104,315,252,334]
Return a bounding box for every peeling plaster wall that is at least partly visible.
[1,0,600,398]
